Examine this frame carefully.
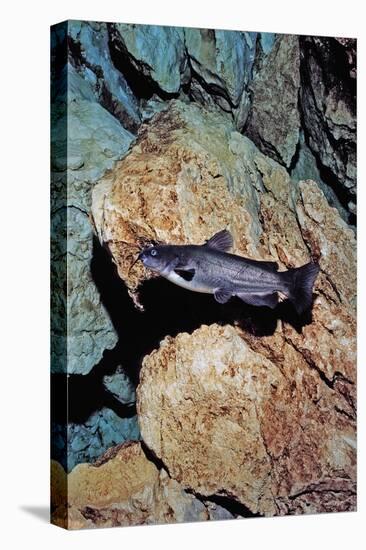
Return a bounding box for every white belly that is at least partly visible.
[164,271,213,294]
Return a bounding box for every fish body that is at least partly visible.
[138,230,319,314]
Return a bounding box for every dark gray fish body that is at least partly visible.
[138,230,319,314]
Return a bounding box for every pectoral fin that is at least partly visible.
[214,288,232,304]
[174,268,195,282]
[237,292,278,309]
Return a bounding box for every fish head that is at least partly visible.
[138,245,178,275]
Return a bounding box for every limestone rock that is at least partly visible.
[138,325,278,515]
[63,99,134,212]
[52,407,140,472]
[51,203,117,375]
[51,205,118,375]
[52,442,214,528]
[299,36,356,215]
[291,132,350,224]
[110,23,187,94]
[51,54,135,374]
[68,21,141,132]
[137,323,356,516]
[103,366,136,405]
[259,32,276,55]
[245,34,301,167]
[185,28,256,115]
[66,208,119,375]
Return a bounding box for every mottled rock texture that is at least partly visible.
[299,37,356,215]
[245,34,301,167]
[138,323,355,516]
[51,23,140,481]
[91,100,294,299]
[103,366,136,405]
[92,100,356,517]
[52,442,234,528]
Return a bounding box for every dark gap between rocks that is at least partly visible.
[186,489,263,519]
[140,440,171,477]
[311,158,356,227]
[204,494,263,518]
[297,91,355,226]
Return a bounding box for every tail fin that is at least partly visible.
[282,262,320,315]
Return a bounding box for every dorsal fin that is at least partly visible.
[204,229,233,252]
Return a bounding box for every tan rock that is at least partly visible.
[137,324,356,516]
[52,442,211,529]
[138,324,279,515]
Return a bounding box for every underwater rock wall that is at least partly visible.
[51,21,356,526]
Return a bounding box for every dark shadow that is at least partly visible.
[20,506,49,523]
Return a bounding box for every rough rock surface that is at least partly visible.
[185,28,256,121]
[52,408,140,472]
[68,20,141,132]
[245,34,301,167]
[92,99,356,516]
[51,22,356,526]
[66,208,119,375]
[51,61,135,374]
[138,322,356,516]
[51,25,140,475]
[299,36,356,215]
[291,132,350,224]
[103,366,136,405]
[110,23,187,95]
[51,442,234,528]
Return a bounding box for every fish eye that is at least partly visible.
[150,249,157,257]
